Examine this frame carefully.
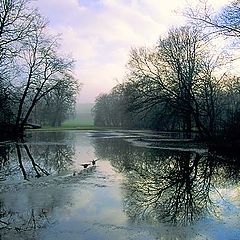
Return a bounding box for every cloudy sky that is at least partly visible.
[34,0,229,103]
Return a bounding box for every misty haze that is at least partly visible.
[0,0,240,240]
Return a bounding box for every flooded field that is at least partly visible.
[0,130,240,240]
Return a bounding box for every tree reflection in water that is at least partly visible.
[0,132,74,180]
[0,199,53,238]
[122,152,216,225]
[93,137,240,226]
[0,132,76,236]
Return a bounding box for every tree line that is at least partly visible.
[93,0,240,141]
[0,0,80,139]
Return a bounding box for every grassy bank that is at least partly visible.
[62,118,94,128]
[34,118,95,131]
[30,120,121,131]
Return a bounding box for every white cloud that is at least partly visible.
[56,26,97,61]
[34,0,231,103]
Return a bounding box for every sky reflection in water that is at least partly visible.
[0,130,240,240]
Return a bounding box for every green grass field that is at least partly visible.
[62,118,94,128]
[33,103,102,131]
[33,114,116,131]
[32,117,122,131]
[35,118,95,131]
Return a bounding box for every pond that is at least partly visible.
[0,130,240,240]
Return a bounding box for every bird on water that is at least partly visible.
[80,159,99,169]
[81,163,91,169]
[91,159,99,165]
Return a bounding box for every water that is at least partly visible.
[0,130,240,240]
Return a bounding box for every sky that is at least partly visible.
[34,0,230,103]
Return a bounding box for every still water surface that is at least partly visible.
[0,130,240,239]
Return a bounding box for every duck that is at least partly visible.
[81,163,91,169]
[91,158,99,165]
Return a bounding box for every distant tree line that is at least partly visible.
[93,0,240,141]
[0,0,80,138]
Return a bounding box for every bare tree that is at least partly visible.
[0,0,37,60]
[185,0,240,38]
[0,0,80,137]
[0,0,38,126]
[127,26,221,139]
[35,74,80,127]
[12,14,77,132]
